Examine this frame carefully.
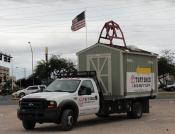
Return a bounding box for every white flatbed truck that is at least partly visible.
[17,71,156,131]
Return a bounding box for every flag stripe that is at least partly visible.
[72,20,85,28]
[72,20,85,30]
[72,24,85,31]
[72,21,85,29]
[71,11,85,31]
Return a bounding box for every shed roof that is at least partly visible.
[77,43,158,56]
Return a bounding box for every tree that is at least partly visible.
[161,49,175,64]
[34,55,77,85]
[16,75,41,89]
[158,49,175,87]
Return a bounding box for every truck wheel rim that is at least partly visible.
[68,115,73,126]
[137,106,142,117]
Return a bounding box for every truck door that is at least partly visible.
[78,80,99,115]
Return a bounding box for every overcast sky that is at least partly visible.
[0,0,175,79]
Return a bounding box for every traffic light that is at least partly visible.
[4,56,7,62]
[0,54,2,60]
[0,53,12,63]
[7,57,10,62]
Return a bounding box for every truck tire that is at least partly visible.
[131,102,143,119]
[127,111,133,118]
[61,109,75,131]
[22,120,36,130]
[19,93,25,98]
[170,87,174,91]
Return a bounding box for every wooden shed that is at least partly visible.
[77,43,158,98]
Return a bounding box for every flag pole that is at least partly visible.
[85,10,87,48]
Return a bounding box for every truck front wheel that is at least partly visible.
[170,87,175,91]
[61,109,75,131]
[22,120,36,130]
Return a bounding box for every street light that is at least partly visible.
[27,42,34,85]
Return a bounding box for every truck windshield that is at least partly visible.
[45,79,80,93]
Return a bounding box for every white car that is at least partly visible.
[12,85,46,98]
[165,81,175,91]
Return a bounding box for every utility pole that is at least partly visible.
[45,47,49,85]
[11,57,13,91]
[28,42,34,85]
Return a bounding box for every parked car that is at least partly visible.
[164,81,175,91]
[12,85,46,98]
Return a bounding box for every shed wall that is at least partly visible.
[78,44,123,96]
[123,53,157,98]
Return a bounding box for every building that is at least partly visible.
[0,65,10,87]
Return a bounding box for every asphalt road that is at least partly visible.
[0,99,175,134]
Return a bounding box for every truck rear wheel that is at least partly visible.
[127,111,133,118]
[22,120,36,130]
[132,102,142,118]
[61,109,75,131]
[127,102,142,119]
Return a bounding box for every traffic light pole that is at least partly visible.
[11,58,14,91]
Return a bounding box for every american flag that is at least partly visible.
[71,11,85,31]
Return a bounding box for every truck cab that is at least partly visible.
[17,77,100,131]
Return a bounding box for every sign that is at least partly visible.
[127,67,154,92]
[136,66,151,74]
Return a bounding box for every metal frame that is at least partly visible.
[98,20,126,47]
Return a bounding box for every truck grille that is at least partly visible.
[20,99,47,110]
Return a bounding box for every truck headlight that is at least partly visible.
[47,101,57,109]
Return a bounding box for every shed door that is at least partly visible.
[87,54,112,95]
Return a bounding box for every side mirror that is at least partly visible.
[78,86,91,95]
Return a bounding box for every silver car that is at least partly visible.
[12,85,46,98]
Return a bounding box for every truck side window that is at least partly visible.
[81,80,94,93]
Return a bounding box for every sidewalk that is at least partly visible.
[0,95,18,105]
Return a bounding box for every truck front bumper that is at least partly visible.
[17,108,61,123]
